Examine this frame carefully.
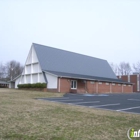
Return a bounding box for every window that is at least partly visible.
[123,84,126,86]
[112,83,115,85]
[90,81,94,84]
[128,75,130,82]
[71,80,77,89]
[106,83,109,85]
[99,82,102,84]
[137,81,139,91]
[118,84,121,86]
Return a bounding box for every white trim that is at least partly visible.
[43,71,58,77]
[38,73,39,82]
[45,73,57,88]
[31,74,32,84]
[59,78,60,92]
[25,46,32,65]
[25,62,38,66]
[58,75,95,81]
[43,72,129,85]
[18,45,46,85]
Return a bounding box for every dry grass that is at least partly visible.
[0,89,140,140]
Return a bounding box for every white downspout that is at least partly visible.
[59,77,61,92]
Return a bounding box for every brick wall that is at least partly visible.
[58,78,133,93]
[59,78,70,93]
[123,85,133,93]
[117,75,137,92]
[98,82,110,93]
[59,78,87,93]
[121,76,128,82]
[86,81,96,93]
[86,82,132,93]
[112,84,122,93]
[77,80,86,93]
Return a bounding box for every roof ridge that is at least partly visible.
[32,43,106,61]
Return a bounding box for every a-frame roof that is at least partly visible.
[33,43,117,80]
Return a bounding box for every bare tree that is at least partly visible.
[0,62,6,80]
[118,62,131,75]
[124,63,131,75]
[133,61,140,73]
[118,62,125,75]
[0,60,23,81]
[110,62,119,75]
[5,60,23,81]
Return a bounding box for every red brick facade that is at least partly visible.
[55,78,133,93]
[117,74,139,92]
[59,78,70,93]
[130,75,138,92]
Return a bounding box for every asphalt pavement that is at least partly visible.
[37,93,140,114]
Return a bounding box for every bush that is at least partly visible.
[17,83,46,88]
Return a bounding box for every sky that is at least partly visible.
[0,0,140,66]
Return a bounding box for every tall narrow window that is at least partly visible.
[71,80,77,89]
[128,75,130,82]
[137,75,139,91]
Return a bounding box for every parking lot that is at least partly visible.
[38,93,140,114]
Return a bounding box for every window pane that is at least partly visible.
[71,81,73,88]
[74,81,76,88]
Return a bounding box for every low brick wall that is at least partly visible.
[18,88,47,92]
[47,88,58,93]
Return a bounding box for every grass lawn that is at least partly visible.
[0,89,140,140]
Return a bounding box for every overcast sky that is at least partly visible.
[0,0,140,66]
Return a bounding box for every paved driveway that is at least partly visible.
[38,93,140,114]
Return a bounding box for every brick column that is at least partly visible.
[96,82,98,93]
[122,84,123,93]
[110,83,112,93]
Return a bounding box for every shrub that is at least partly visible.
[17,83,46,88]
[31,84,36,88]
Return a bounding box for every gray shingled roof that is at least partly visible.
[0,81,8,84]
[33,43,117,80]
